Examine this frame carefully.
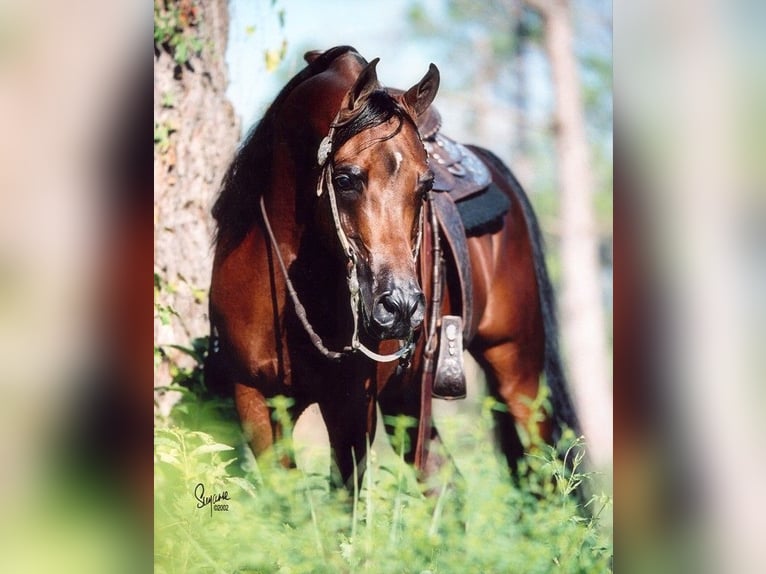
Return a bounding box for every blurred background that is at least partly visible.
[153,2,615,569]
[0,0,763,571]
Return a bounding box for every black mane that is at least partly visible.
[212,45,363,248]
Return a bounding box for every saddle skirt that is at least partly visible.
[425,133,492,202]
[417,105,510,238]
[415,104,493,202]
[414,104,512,347]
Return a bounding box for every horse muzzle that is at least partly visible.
[369,280,425,340]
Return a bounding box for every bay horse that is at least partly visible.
[206,46,580,489]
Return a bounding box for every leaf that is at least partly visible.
[228,477,259,498]
[158,452,180,465]
[174,40,188,64]
[165,343,198,358]
[154,384,194,396]
[191,443,234,457]
[191,287,207,303]
[161,91,175,108]
[154,123,168,143]
[264,48,281,72]
[154,436,178,448]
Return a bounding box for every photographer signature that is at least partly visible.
[194,482,230,516]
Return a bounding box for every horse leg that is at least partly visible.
[378,382,464,496]
[474,341,553,470]
[234,382,297,468]
[318,380,377,490]
[377,385,422,464]
[377,383,466,536]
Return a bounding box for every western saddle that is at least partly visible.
[415,104,500,400]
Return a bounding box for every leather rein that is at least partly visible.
[258,103,437,364]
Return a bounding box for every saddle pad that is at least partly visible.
[453,183,511,236]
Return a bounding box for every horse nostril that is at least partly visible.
[409,291,425,328]
[372,286,424,335]
[381,293,399,314]
[373,292,397,329]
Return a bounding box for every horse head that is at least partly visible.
[313,57,440,343]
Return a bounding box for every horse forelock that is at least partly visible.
[331,90,415,159]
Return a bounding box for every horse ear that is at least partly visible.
[343,58,381,112]
[304,49,323,64]
[403,63,440,118]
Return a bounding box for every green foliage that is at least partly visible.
[407,2,437,35]
[154,272,206,379]
[154,121,176,154]
[154,0,204,66]
[406,0,523,94]
[161,91,176,109]
[155,356,613,573]
[154,272,179,326]
[262,1,288,73]
[159,337,210,398]
[264,39,288,73]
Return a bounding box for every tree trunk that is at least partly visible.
[525,0,612,467]
[154,0,239,384]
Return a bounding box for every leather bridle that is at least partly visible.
[258,103,428,363]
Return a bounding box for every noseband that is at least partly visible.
[259,100,427,363]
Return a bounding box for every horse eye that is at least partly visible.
[333,173,358,194]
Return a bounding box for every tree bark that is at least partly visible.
[525,0,612,466]
[154,0,239,381]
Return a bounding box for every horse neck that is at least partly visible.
[261,149,304,253]
[261,78,350,240]
[259,55,369,267]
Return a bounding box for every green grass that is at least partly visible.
[155,362,612,573]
